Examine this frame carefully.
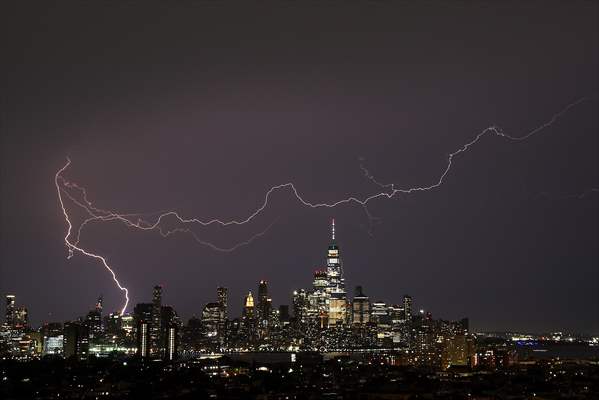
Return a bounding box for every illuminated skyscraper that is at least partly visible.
[150,285,162,356]
[326,219,345,294]
[85,295,103,341]
[352,286,371,324]
[292,289,308,326]
[312,270,329,291]
[326,219,347,325]
[13,306,28,329]
[217,286,228,319]
[5,295,15,327]
[137,320,149,358]
[371,301,389,324]
[202,302,221,343]
[403,295,413,323]
[242,291,257,343]
[243,292,255,318]
[216,287,228,344]
[257,280,272,336]
[121,314,134,336]
[160,305,179,356]
[308,270,330,323]
[41,322,63,356]
[165,323,177,361]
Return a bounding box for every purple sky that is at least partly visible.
[1,2,598,333]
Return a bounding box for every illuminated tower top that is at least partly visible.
[245,291,254,308]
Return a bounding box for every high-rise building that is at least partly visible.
[41,322,64,356]
[326,219,345,296]
[5,295,15,327]
[326,219,347,326]
[43,335,64,356]
[105,313,122,337]
[328,298,347,326]
[312,270,329,291]
[292,289,308,326]
[13,306,28,329]
[388,304,404,325]
[257,280,272,337]
[352,286,371,324]
[165,324,177,361]
[202,302,222,340]
[137,320,149,358]
[217,286,228,319]
[134,303,152,327]
[160,305,179,356]
[150,285,162,356]
[403,295,413,323]
[63,322,89,360]
[85,295,103,341]
[242,292,256,343]
[121,314,134,336]
[371,301,389,324]
[441,334,475,369]
[308,270,330,324]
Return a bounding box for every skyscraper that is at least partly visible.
[292,289,308,326]
[202,302,221,343]
[352,286,371,324]
[371,301,389,324]
[5,295,15,328]
[257,280,271,331]
[165,324,177,361]
[216,287,228,344]
[242,292,256,343]
[13,306,28,329]
[326,219,347,325]
[137,320,149,358]
[326,219,345,295]
[308,270,330,323]
[243,292,255,319]
[160,305,179,356]
[85,295,103,341]
[217,286,228,319]
[63,322,89,360]
[160,306,180,361]
[150,285,162,356]
[403,295,413,323]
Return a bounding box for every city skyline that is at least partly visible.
[2,218,595,336]
[2,2,598,336]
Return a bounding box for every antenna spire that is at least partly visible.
[331,218,335,241]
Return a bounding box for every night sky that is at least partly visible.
[1,2,597,334]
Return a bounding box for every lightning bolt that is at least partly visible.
[55,159,130,315]
[56,96,591,314]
